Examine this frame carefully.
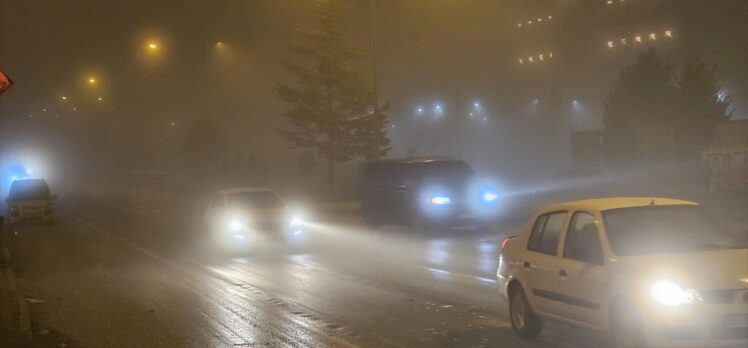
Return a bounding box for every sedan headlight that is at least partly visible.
[650,279,701,306]
[289,215,303,227]
[228,220,247,232]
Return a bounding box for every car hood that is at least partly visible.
[616,248,748,291]
[9,199,51,207]
[228,207,290,224]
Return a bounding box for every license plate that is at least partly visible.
[723,314,748,327]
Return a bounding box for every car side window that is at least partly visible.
[527,215,548,251]
[528,212,567,256]
[564,212,604,265]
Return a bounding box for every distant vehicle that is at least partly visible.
[360,158,499,231]
[5,179,57,225]
[203,187,304,248]
[497,197,748,348]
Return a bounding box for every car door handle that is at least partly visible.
[523,261,531,268]
[559,269,567,277]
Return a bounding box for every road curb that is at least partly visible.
[1,244,33,339]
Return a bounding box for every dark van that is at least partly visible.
[360,158,498,230]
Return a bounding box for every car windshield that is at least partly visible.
[603,205,747,256]
[407,161,474,183]
[9,181,51,201]
[226,191,283,210]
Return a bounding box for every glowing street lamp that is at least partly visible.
[61,96,67,101]
[97,97,103,101]
[87,77,97,85]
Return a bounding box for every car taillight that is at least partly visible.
[501,238,510,251]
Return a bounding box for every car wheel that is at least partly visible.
[509,286,543,338]
[610,301,648,348]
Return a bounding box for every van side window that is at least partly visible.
[528,212,567,256]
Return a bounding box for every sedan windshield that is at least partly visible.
[603,205,746,256]
[227,191,283,210]
[9,181,51,201]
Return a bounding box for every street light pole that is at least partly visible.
[370,0,378,112]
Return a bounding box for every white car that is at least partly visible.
[5,179,57,225]
[497,197,748,348]
[203,187,304,248]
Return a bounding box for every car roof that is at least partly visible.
[217,187,273,195]
[10,179,48,187]
[540,197,697,213]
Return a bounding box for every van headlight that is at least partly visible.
[650,279,701,306]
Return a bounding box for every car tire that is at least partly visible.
[610,301,648,348]
[509,286,543,339]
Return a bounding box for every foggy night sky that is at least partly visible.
[1,0,746,166]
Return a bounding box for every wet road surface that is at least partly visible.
[4,197,611,347]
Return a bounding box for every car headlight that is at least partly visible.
[482,191,499,202]
[289,215,303,227]
[228,220,247,232]
[650,279,701,306]
[430,196,452,205]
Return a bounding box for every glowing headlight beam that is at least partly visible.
[228,220,246,232]
[650,280,701,306]
[483,192,499,202]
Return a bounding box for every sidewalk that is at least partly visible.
[0,215,37,346]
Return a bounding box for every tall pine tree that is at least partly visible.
[277,0,390,189]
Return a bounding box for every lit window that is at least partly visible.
[635,36,642,43]
[607,0,613,4]
[528,56,534,63]
[665,30,672,38]
[539,54,544,61]
[548,15,552,19]
[537,18,542,22]
[528,20,533,24]
[518,58,524,64]
[650,33,656,40]
[620,38,627,45]
[607,41,614,48]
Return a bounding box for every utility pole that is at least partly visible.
[370,0,378,112]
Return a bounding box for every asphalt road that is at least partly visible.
[4,197,613,347]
